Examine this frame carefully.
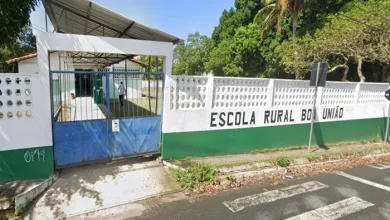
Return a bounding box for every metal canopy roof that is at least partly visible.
[60,52,140,69]
[43,0,183,44]
[6,52,148,70]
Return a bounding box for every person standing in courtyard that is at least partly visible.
[118,81,126,107]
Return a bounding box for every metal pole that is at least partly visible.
[65,10,67,32]
[113,65,116,116]
[148,56,152,115]
[155,57,159,115]
[79,74,82,120]
[308,63,321,151]
[45,8,48,32]
[125,59,128,117]
[385,102,390,144]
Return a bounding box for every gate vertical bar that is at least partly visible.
[132,72,135,117]
[112,66,115,117]
[106,73,111,116]
[148,56,152,115]
[79,74,82,120]
[136,73,140,116]
[59,55,63,121]
[48,52,56,166]
[90,75,92,120]
[155,57,159,115]
[84,75,87,120]
[105,72,111,157]
[125,59,128,117]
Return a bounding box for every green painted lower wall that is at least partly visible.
[162,117,387,160]
[0,146,54,182]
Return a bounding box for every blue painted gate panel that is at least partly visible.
[52,71,163,167]
[110,116,162,157]
[53,120,109,166]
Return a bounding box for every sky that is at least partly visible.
[30,0,235,41]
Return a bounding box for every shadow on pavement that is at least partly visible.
[25,155,180,220]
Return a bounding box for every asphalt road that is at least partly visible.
[128,161,390,220]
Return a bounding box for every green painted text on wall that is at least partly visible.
[0,146,54,182]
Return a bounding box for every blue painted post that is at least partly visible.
[105,73,110,117]
[105,73,112,157]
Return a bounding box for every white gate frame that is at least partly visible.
[36,32,173,146]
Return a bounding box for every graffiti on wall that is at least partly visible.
[24,149,45,163]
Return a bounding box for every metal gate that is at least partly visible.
[50,70,163,167]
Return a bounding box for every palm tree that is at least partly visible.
[289,0,306,39]
[254,0,305,39]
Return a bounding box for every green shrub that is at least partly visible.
[276,155,291,167]
[171,163,218,189]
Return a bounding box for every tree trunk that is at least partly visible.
[341,64,349,81]
[372,65,381,82]
[357,58,365,82]
[292,13,297,40]
[277,18,283,35]
[382,64,390,82]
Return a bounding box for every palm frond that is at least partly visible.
[253,4,277,25]
[261,0,276,6]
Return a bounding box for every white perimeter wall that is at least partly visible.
[162,75,390,133]
[0,73,52,151]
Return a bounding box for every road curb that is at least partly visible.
[14,172,58,215]
[219,153,390,184]
[163,160,186,171]
[217,148,390,174]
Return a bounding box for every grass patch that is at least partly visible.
[276,155,291,167]
[171,163,218,189]
[249,141,379,155]
[304,145,389,162]
[217,145,390,169]
[250,146,306,154]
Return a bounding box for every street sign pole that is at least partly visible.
[383,89,390,144]
[308,63,321,151]
[386,103,390,144]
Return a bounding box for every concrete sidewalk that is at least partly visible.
[168,142,388,170]
[25,157,181,220]
[0,180,43,210]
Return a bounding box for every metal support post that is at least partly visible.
[385,103,390,144]
[308,63,320,151]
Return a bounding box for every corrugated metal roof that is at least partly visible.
[6,52,148,69]
[43,0,183,44]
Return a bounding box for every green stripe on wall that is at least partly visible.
[162,117,387,160]
[0,146,54,182]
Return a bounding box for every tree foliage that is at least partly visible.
[0,0,39,47]
[253,0,306,38]
[212,0,261,44]
[173,32,213,75]
[169,0,390,82]
[277,0,390,81]
[206,24,264,77]
[0,27,36,72]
